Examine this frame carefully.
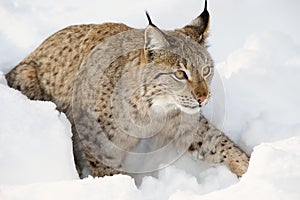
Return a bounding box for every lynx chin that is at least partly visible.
[6,0,249,179]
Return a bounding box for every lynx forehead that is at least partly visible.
[6,0,249,179]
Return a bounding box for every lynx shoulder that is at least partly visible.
[6,0,249,178]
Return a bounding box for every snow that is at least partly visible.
[0,175,141,200]
[206,31,300,153]
[0,79,78,185]
[170,136,300,200]
[1,0,300,200]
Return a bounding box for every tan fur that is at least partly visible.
[6,2,249,178]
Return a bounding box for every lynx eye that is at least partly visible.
[202,66,211,77]
[174,70,188,80]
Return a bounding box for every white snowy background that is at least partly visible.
[1,0,300,199]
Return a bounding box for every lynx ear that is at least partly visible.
[144,12,170,51]
[178,0,210,44]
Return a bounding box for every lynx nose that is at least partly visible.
[197,95,207,104]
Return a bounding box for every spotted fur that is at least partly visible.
[6,1,249,178]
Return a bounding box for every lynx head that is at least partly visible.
[140,0,214,114]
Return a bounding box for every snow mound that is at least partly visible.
[0,78,78,185]
[0,175,141,200]
[1,136,299,200]
[170,136,300,200]
[205,31,300,153]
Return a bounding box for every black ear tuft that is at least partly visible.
[178,0,210,45]
[145,11,156,27]
[144,11,170,51]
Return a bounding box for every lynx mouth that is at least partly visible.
[198,92,211,107]
[178,104,201,114]
[149,95,199,114]
[199,97,209,107]
[152,94,210,114]
[180,95,210,113]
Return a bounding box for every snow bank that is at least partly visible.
[170,136,300,200]
[0,175,141,200]
[214,32,300,152]
[1,133,299,200]
[0,75,78,185]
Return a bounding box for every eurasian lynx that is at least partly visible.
[6,1,249,178]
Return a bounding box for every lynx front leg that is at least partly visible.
[72,124,125,178]
[189,115,249,177]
